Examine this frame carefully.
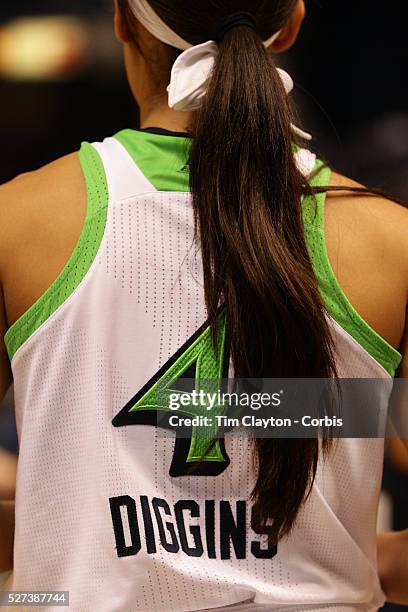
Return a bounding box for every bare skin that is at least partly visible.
[0,447,17,499]
[1,0,408,602]
[0,162,406,349]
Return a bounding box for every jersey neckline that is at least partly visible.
[137,126,192,139]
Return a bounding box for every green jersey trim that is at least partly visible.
[303,163,402,377]
[4,129,402,376]
[115,129,192,192]
[4,143,109,361]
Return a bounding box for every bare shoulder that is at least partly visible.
[0,152,85,253]
[0,153,87,326]
[328,171,408,224]
[327,171,408,281]
[324,171,408,349]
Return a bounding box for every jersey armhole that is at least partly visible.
[4,143,109,361]
[303,162,402,377]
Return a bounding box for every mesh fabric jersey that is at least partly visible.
[3,128,402,611]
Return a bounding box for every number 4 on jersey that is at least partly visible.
[112,311,231,477]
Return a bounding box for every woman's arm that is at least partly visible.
[0,447,17,500]
[0,280,14,573]
[377,303,408,604]
[0,500,14,573]
[377,529,408,605]
[0,284,12,401]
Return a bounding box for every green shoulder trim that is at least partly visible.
[302,162,402,377]
[114,129,191,192]
[4,143,109,361]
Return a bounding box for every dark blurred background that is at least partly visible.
[0,0,137,184]
[1,1,408,197]
[1,1,408,609]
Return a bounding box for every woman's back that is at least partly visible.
[1,131,406,355]
[2,0,408,609]
[0,127,407,610]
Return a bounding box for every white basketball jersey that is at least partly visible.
[3,128,402,611]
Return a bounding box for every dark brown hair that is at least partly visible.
[119,0,337,542]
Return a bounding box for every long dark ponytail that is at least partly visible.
[121,0,337,542]
[188,22,337,542]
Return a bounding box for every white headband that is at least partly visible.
[128,0,311,140]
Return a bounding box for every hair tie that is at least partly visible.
[128,0,312,141]
[215,12,257,41]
